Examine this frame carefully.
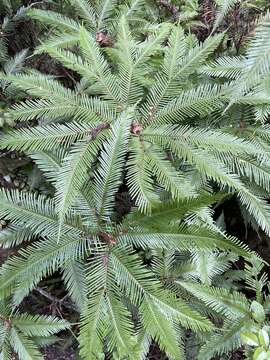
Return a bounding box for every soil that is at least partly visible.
[42,345,76,360]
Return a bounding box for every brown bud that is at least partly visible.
[131,121,143,135]
[96,31,113,47]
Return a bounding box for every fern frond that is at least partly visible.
[68,0,97,30]
[0,225,34,248]
[141,296,184,359]
[3,49,28,75]
[145,144,197,200]
[152,84,225,124]
[27,8,80,33]
[10,328,42,360]
[79,27,122,103]
[79,253,108,359]
[0,235,89,304]
[96,0,117,30]
[120,227,251,256]
[12,314,69,337]
[213,0,238,31]
[178,281,250,319]
[54,131,107,239]
[110,246,157,304]
[0,189,80,238]
[199,56,245,79]
[105,291,135,357]
[127,137,160,214]
[62,260,87,311]
[93,109,132,221]
[228,12,270,106]
[115,16,143,104]
[0,122,99,152]
[198,317,247,360]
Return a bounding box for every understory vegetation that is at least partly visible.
[1,0,270,359]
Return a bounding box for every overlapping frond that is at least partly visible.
[178,281,250,319]
[93,109,133,221]
[54,130,107,239]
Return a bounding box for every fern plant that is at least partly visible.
[0,160,251,359]
[179,255,270,360]
[0,298,69,359]
[1,3,270,360]
[1,17,270,236]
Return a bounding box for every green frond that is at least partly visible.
[127,136,161,214]
[29,150,64,185]
[152,84,225,123]
[0,235,88,304]
[119,226,251,256]
[178,281,250,319]
[213,0,238,31]
[176,32,224,80]
[191,251,237,286]
[10,328,42,360]
[144,144,197,200]
[105,291,135,357]
[0,341,12,360]
[110,246,157,304]
[54,131,107,239]
[93,109,133,221]
[35,33,80,53]
[79,253,108,358]
[3,49,28,75]
[96,0,117,30]
[199,56,245,79]
[162,26,187,80]
[79,27,122,103]
[141,295,184,359]
[134,23,171,67]
[143,124,258,156]
[115,16,143,104]
[198,318,247,360]
[62,260,87,311]
[27,8,80,33]
[79,287,107,359]
[124,192,224,230]
[68,0,97,29]
[146,291,213,332]
[0,189,80,238]
[0,122,98,152]
[12,314,69,337]
[0,225,34,248]
[0,39,8,63]
[228,12,270,106]
[151,132,270,234]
